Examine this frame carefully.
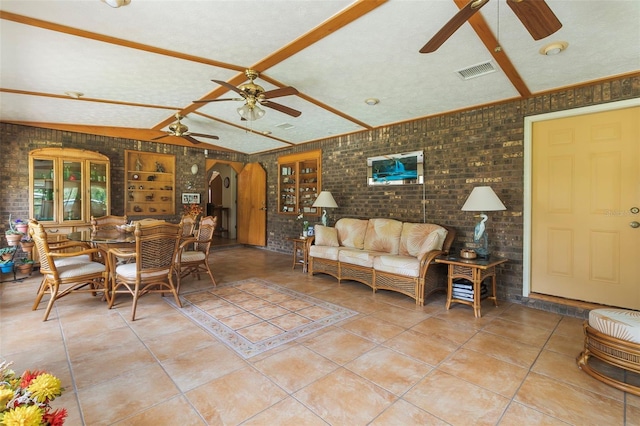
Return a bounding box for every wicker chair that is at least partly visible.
[107,221,182,320]
[576,308,640,396]
[180,215,196,238]
[176,215,217,293]
[91,215,127,232]
[30,221,108,321]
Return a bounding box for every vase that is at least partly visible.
[5,234,22,246]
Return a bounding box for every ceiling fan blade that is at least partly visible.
[152,134,170,141]
[193,97,244,103]
[212,79,247,97]
[419,0,488,53]
[189,132,220,140]
[262,86,299,99]
[261,101,302,118]
[182,135,202,145]
[507,0,562,40]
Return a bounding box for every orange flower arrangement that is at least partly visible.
[183,203,203,218]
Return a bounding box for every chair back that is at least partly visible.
[91,215,127,232]
[134,221,181,274]
[194,216,217,253]
[180,215,196,237]
[30,221,56,276]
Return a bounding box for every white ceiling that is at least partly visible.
[1,0,639,154]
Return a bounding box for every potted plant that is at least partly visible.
[20,235,35,253]
[0,246,16,261]
[5,214,25,246]
[16,257,34,274]
[13,218,28,234]
[0,259,14,274]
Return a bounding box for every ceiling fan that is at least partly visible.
[152,113,219,145]
[420,0,562,53]
[194,69,301,121]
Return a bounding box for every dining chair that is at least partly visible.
[107,221,182,320]
[90,215,127,232]
[180,215,196,238]
[30,221,108,321]
[176,215,217,293]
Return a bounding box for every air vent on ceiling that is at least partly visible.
[455,60,496,80]
[276,123,295,130]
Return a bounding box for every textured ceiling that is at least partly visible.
[1,0,639,154]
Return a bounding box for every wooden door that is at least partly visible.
[237,163,267,246]
[531,106,639,309]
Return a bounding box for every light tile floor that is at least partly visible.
[1,247,639,425]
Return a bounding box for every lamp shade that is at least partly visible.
[461,186,506,211]
[237,103,265,121]
[312,191,338,208]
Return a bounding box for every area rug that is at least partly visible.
[165,278,358,358]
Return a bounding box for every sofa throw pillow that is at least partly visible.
[335,218,368,249]
[363,218,403,254]
[314,225,339,247]
[399,223,447,258]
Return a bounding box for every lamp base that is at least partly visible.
[321,209,328,227]
[474,230,490,259]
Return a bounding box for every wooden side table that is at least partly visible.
[287,237,309,272]
[435,256,508,318]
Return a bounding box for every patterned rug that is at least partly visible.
[165,278,358,358]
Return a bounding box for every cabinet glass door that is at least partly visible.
[62,160,83,222]
[89,161,109,217]
[33,159,55,222]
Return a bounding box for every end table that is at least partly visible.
[435,256,508,318]
[287,237,309,273]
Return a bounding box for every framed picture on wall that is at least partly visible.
[181,193,200,204]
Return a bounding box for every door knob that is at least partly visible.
[631,221,640,229]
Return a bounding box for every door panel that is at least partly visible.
[237,163,266,246]
[532,106,639,309]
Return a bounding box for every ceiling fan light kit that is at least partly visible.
[101,0,131,8]
[237,103,265,121]
[152,113,219,145]
[540,41,568,56]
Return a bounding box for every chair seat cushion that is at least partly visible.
[181,251,205,262]
[338,249,385,268]
[53,254,92,267]
[589,308,640,344]
[54,261,105,279]
[115,263,171,280]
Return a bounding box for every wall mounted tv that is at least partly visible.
[367,150,424,186]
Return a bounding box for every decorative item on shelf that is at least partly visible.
[155,162,165,173]
[161,196,170,201]
[461,186,507,259]
[312,191,339,227]
[136,155,143,171]
[460,249,477,259]
[145,193,154,201]
[147,175,156,181]
[132,174,140,180]
[0,360,67,425]
[133,205,143,212]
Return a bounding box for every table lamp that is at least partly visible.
[312,191,338,227]
[461,186,506,259]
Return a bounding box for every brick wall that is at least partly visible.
[1,75,638,310]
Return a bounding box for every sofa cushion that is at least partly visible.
[314,225,339,247]
[373,255,420,278]
[335,218,368,249]
[309,245,341,261]
[399,223,448,258]
[363,218,403,254]
[338,249,385,268]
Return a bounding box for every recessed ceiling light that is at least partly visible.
[540,41,568,56]
[365,98,380,106]
[262,131,272,135]
[64,91,84,99]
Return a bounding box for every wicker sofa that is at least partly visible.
[308,218,455,305]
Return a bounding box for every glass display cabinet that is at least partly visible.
[277,150,322,216]
[29,148,110,231]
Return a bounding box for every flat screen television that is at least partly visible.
[367,150,424,186]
